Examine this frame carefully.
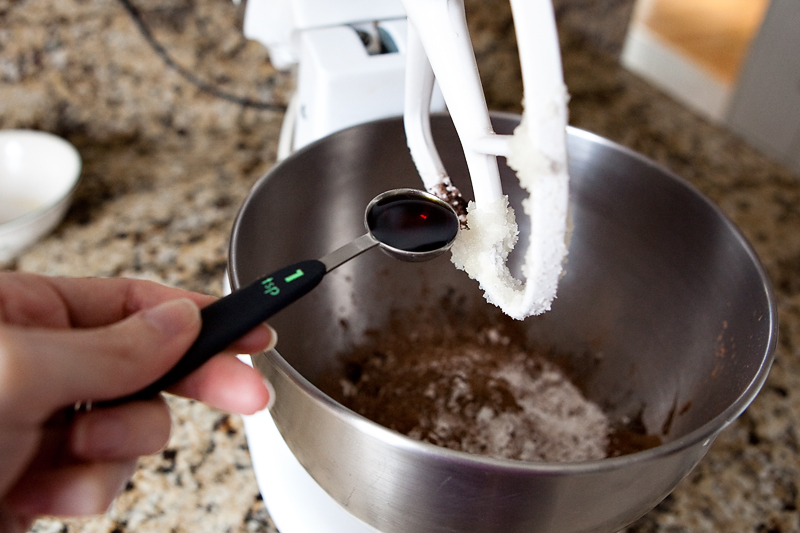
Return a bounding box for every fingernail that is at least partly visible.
[72,414,128,458]
[142,298,199,336]
[265,324,278,352]
[264,379,276,411]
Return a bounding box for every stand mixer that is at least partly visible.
[224,2,776,532]
[237,1,570,529]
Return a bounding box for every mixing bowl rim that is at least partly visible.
[230,116,778,474]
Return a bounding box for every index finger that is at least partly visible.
[46,277,274,355]
[44,276,217,328]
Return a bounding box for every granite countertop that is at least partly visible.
[1,0,797,532]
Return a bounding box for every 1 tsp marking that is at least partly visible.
[261,277,280,296]
[284,269,305,283]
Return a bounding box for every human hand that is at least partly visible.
[0,272,276,532]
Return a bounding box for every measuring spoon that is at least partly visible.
[110,188,459,405]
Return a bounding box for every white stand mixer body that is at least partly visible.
[243,0,444,151]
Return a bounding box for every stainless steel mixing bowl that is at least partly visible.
[229,114,776,533]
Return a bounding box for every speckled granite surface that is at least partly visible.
[1,0,797,532]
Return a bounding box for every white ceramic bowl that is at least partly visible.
[0,130,82,262]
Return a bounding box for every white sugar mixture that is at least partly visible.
[450,101,572,321]
[442,0,572,320]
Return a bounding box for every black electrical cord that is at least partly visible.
[117,0,287,112]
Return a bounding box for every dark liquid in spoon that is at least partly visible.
[367,193,459,253]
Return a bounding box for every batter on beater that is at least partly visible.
[402,0,571,320]
[450,105,571,320]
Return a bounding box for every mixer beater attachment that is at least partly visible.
[401,0,571,319]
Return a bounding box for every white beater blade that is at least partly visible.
[401,0,571,320]
[401,0,503,207]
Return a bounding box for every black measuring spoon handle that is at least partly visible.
[102,259,327,407]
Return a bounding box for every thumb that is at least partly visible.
[0,298,201,423]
